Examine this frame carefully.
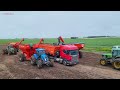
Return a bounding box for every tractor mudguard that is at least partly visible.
[33,54,39,60]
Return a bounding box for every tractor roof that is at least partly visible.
[60,44,78,50]
[112,45,120,50]
[36,48,45,51]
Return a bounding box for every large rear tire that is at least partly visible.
[2,49,8,55]
[112,60,120,70]
[31,56,36,65]
[14,48,17,55]
[8,50,11,55]
[37,60,43,69]
[100,59,107,66]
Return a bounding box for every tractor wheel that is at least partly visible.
[31,56,36,65]
[63,59,67,66]
[14,48,17,55]
[79,51,82,58]
[37,60,43,69]
[2,49,7,55]
[100,59,107,66]
[8,50,11,55]
[19,54,25,62]
[112,60,120,70]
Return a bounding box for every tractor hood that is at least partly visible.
[41,54,49,62]
[102,53,112,58]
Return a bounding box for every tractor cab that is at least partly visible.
[36,48,46,56]
[112,45,120,58]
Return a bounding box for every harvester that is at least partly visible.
[100,45,120,70]
[2,38,24,55]
[18,38,45,62]
[37,36,85,66]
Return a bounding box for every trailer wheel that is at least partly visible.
[37,60,43,69]
[63,59,67,66]
[100,59,107,66]
[19,54,25,62]
[31,56,36,65]
[79,51,82,58]
[112,60,120,70]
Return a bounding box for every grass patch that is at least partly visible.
[0,37,120,53]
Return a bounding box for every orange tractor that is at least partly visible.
[36,36,84,66]
[2,38,24,55]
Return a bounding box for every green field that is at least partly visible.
[0,37,120,53]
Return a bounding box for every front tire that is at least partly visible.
[100,59,107,66]
[37,60,43,69]
[31,56,36,65]
[63,60,67,66]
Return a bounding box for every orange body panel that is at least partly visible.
[73,43,84,50]
[38,44,60,56]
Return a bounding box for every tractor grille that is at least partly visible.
[72,55,79,61]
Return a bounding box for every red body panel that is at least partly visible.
[73,43,84,50]
[60,45,78,61]
[19,44,38,60]
[9,38,24,49]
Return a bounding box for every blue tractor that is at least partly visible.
[30,48,54,69]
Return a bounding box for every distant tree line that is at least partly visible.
[85,36,112,38]
[71,37,78,39]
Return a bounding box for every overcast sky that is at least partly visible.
[0,11,120,39]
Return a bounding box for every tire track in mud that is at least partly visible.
[1,55,58,79]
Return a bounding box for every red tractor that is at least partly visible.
[2,38,24,55]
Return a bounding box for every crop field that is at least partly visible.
[1,37,120,53]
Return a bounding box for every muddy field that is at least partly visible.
[0,45,120,79]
